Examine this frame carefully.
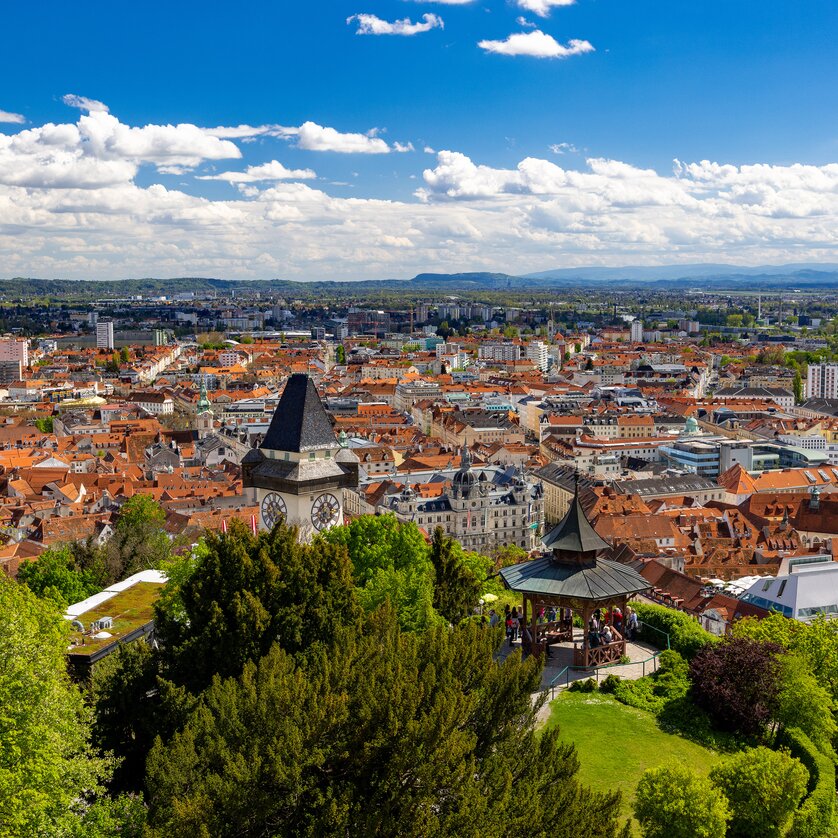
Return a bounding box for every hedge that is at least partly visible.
[632,602,716,659]
[780,727,836,838]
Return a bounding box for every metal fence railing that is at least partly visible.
[543,651,662,700]
[637,620,671,650]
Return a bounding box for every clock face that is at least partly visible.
[261,492,287,530]
[311,493,341,531]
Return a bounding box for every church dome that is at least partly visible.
[453,446,476,493]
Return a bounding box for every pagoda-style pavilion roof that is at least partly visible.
[499,476,651,602]
[542,489,611,554]
[499,554,651,600]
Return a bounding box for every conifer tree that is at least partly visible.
[145,607,625,838]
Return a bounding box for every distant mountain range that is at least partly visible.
[5,262,838,297]
[523,262,838,282]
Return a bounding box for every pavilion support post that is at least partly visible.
[522,595,528,654]
[581,604,591,668]
[531,599,539,658]
[620,596,628,658]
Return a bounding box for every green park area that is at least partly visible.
[546,692,719,826]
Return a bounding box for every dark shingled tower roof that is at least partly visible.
[542,483,611,555]
[261,374,338,453]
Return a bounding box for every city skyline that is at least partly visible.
[2,1,838,280]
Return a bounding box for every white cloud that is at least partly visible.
[76,111,241,167]
[515,0,576,17]
[288,121,392,154]
[62,94,109,113]
[550,142,578,154]
[6,104,838,282]
[516,17,537,29]
[0,110,25,125]
[347,13,443,36]
[204,124,278,139]
[206,121,410,154]
[0,107,241,190]
[478,31,594,58]
[198,160,316,182]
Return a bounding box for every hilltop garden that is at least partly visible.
[556,603,837,837]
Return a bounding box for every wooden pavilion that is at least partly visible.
[499,483,652,667]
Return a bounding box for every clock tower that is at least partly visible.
[242,374,358,538]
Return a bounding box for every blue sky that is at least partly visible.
[1,0,838,280]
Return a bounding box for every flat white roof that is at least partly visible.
[64,569,168,619]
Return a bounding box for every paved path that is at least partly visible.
[496,629,661,696]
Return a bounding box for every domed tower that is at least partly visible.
[452,445,476,499]
[242,374,358,538]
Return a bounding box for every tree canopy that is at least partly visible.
[145,606,625,838]
[155,519,362,693]
[709,747,807,838]
[634,765,729,838]
[0,576,110,834]
[689,637,783,737]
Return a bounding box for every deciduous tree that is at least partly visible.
[0,576,110,834]
[634,765,729,838]
[689,637,782,737]
[709,747,807,838]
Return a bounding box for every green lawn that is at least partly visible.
[545,692,720,829]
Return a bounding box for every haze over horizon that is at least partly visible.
[3,0,838,281]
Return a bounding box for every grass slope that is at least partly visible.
[546,692,719,826]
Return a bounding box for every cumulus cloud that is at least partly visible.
[0,107,241,190]
[0,110,25,125]
[5,105,838,282]
[62,94,109,113]
[550,142,578,154]
[515,0,576,17]
[347,13,443,35]
[478,31,594,58]
[207,121,407,153]
[198,160,316,182]
[285,121,392,154]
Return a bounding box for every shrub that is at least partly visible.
[599,674,621,694]
[780,728,837,838]
[634,764,730,838]
[632,602,715,659]
[612,650,690,714]
[568,677,597,693]
[710,747,808,838]
[613,676,664,713]
[690,637,783,737]
[775,653,837,753]
[652,650,690,700]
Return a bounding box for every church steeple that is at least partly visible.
[197,378,212,415]
[195,378,213,438]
